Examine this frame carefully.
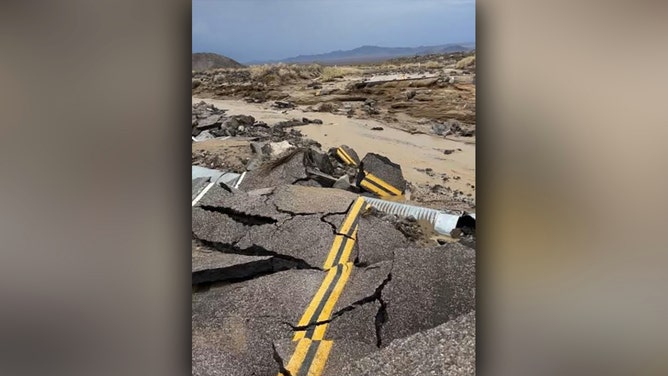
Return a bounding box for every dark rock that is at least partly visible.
[223,115,255,129]
[313,102,338,112]
[275,119,305,128]
[311,119,323,124]
[371,127,384,131]
[273,100,295,109]
[363,105,380,115]
[209,128,231,138]
[305,148,334,175]
[250,142,265,155]
[431,122,448,136]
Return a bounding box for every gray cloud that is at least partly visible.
[193,0,475,63]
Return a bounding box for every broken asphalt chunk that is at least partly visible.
[238,149,309,190]
[338,311,475,376]
[195,114,223,131]
[192,241,274,285]
[274,338,378,376]
[198,185,290,222]
[334,145,361,167]
[355,213,410,266]
[192,177,212,201]
[356,153,406,197]
[380,243,475,345]
[272,185,357,215]
[235,214,335,268]
[191,207,253,246]
[193,316,291,376]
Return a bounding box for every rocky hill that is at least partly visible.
[192,52,243,71]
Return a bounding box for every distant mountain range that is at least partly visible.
[245,43,475,65]
[192,52,244,71]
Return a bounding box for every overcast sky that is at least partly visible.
[193,0,475,63]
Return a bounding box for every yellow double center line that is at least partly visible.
[278,197,369,376]
[359,171,403,197]
[336,147,357,167]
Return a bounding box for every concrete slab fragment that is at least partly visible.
[192,165,225,181]
[192,177,211,201]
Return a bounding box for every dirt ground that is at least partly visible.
[192,52,476,212]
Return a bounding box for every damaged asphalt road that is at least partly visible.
[192,177,475,375]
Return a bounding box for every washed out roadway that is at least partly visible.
[191,180,475,375]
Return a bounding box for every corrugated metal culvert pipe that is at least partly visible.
[363,196,475,236]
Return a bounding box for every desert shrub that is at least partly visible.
[423,60,442,69]
[320,66,362,81]
[247,63,322,84]
[455,55,476,69]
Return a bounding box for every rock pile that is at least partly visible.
[431,119,475,137]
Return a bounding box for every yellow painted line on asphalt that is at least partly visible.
[360,178,390,197]
[293,267,339,340]
[336,148,356,166]
[364,172,403,196]
[337,228,357,265]
[338,197,366,237]
[282,197,367,375]
[279,338,312,376]
[311,262,353,340]
[322,235,343,270]
[304,340,333,375]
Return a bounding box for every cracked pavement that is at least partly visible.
[192,177,476,375]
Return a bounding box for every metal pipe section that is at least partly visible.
[362,196,474,236]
